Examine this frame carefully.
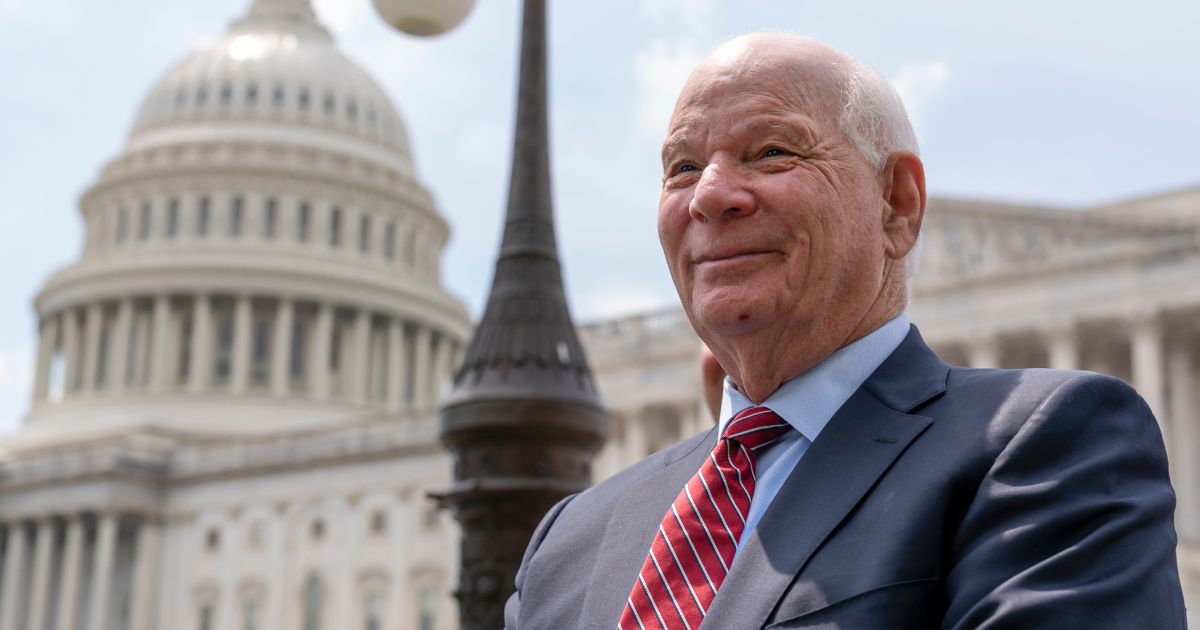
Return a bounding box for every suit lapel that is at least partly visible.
[578,427,717,628]
[700,325,947,629]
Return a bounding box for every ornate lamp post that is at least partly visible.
[371,1,609,628]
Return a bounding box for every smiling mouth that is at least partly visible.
[695,251,777,265]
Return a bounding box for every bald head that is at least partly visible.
[673,33,917,173]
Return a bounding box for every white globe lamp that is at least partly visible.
[371,0,476,36]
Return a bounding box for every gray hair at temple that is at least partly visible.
[839,58,920,173]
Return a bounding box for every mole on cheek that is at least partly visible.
[739,314,750,321]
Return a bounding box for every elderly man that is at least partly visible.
[504,34,1185,629]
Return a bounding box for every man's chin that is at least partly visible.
[691,296,773,338]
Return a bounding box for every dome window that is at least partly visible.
[116,207,130,244]
[167,198,180,238]
[358,214,370,254]
[346,100,358,122]
[272,84,285,108]
[138,202,153,241]
[220,82,233,105]
[383,222,395,260]
[297,202,311,242]
[323,92,336,117]
[175,88,187,108]
[298,87,311,111]
[197,196,212,237]
[246,83,258,106]
[263,198,278,239]
[329,207,342,248]
[196,85,208,106]
[230,196,245,237]
[366,108,377,131]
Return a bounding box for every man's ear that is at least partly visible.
[880,151,926,260]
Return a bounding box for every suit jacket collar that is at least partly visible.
[579,325,948,629]
[700,325,948,628]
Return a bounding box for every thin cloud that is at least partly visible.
[633,39,704,136]
[892,61,951,139]
[0,0,75,25]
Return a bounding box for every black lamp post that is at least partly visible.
[372,1,608,627]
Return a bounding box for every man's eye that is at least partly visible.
[678,164,697,173]
[763,147,788,158]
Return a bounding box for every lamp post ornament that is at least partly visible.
[371,1,609,628]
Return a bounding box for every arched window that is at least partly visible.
[302,574,324,630]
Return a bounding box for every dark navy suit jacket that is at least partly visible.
[504,326,1186,628]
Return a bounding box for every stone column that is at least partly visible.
[26,518,55,630]
[231,295,253,394]
[1131,311,1168,440]
[311,303,333,400]
[965,334,1001,369]
[129,516,162,630]
[110,299,134,394]
[432,335,453,403]
[1045,321,1080,371]
[412,326,432,410]
[87,512,119,630]
[55,517,85,630]
[81,303,104,393]
[351,309,371,405]
[188,295,212,393]
[62,308,82,395]
[0,522,27,630]
[32,314,60,402]
[149,295,174,392]
[1169,342,1198,542]
[386,319,406,412]
[271,299,294,397]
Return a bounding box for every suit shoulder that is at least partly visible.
[572,428,714,509]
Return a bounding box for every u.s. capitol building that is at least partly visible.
[1,0,1198,628]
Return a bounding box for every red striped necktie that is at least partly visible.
[617,406,792,630]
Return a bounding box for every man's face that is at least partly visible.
[658,61,890,346]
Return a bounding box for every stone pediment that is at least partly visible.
[914,197,1200,293]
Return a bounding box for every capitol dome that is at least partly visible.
[129,0,414,173]
[25,0,471,437]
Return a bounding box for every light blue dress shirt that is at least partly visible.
[717,313,911,553]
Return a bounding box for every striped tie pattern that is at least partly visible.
[617,406,792,630]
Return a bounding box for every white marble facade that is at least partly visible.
[2,0,1199,628]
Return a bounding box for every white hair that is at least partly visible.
[839,61,920,173]
[838,60,923,282]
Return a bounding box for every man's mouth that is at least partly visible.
[695,250,777,265]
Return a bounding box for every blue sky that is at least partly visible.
[0,0,1197,433]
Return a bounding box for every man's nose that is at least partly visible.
[688,163,756,222]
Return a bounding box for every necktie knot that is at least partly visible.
[722,406,792,453]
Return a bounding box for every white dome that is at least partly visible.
[130,0,413,170]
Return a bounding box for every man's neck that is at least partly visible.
[721,306,906,404]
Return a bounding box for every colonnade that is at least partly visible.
[0,511,159,630]
[31,293,461,413]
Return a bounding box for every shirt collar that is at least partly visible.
[718,313,911,442]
